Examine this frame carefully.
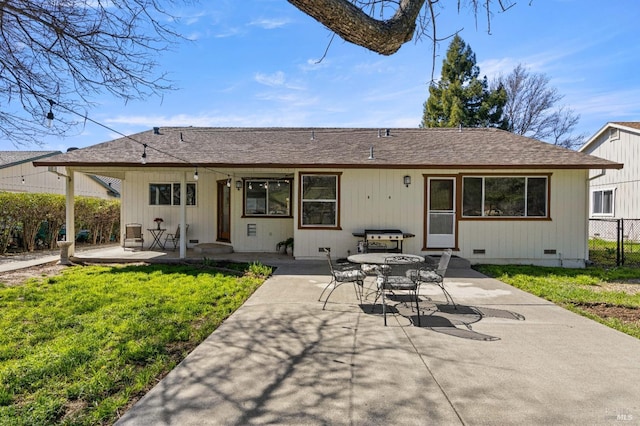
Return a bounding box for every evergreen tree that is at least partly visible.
[421,35,507,129]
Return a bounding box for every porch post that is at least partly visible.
[65,168,75,256]
[180,173,187,259]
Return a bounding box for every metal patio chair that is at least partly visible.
[416,249,456,309]
[319,249,366,309]
[373,255,423,326]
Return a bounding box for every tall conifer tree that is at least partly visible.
[421,35,507,129]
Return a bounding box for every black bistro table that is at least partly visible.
[147,228,166,250]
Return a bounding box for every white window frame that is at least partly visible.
[149,182,197,206]
[591,188,615,217]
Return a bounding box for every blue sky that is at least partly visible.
[24,0,640,152]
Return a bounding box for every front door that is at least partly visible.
[217,180,231,242]
[426,177,456,248]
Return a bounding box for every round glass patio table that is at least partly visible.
[347,253,425,264]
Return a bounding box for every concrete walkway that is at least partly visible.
[111,260,640,425]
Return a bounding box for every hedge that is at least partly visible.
[0,192,120,254]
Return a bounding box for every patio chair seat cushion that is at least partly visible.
[417,269,443,282]
[360,263,379,275]
[334,269,366,282]
[376,275,417,290]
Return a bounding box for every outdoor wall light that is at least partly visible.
[403,175,411,187]
[235,180,243,190]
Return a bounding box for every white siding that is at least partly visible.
[584,128,640,218]
[122,166,590,267]
[0,164,115,199]
[458,170,588,267]
[122,169,294,251]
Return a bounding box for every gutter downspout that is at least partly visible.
[584,169,607,266]
[589,169,606,181]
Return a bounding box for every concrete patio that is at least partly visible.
[111,256,640,425]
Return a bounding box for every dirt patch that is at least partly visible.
[588,281,640,295]
[577,303,640,324]
[0,262,68,286]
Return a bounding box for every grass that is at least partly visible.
[0,261,272,425]
[588,237,640,267]
[474,264,640,339]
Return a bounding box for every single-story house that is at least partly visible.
[34,127,621,267]
[579,122,640,220]
[1,150,120,199]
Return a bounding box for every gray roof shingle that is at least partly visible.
[33,127,622,170]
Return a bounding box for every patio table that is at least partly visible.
[147,228,166,250]
[347,253,425,264]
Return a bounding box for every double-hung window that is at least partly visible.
[591,189,614,216]
[149,183,197,206]
[462,175,548,218]
[243,179,291,216]
[300,173,340,228]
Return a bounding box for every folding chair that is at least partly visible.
[123,223,144,249]
[164,224,189,250]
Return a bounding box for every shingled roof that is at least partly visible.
[34,127,622,170]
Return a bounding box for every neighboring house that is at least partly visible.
[0,151,120,199]
[580,122,640,220]
[34,127,621,267]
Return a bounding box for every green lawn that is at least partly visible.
[474,264,640,339]
[0,262,271,425]
[589,237,640,267]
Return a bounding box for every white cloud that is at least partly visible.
[255,71,286,87]
[248,18,290,29]
[214,27,243,38]
[254,71,306,90]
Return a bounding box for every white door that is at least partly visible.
[426,177,456,248]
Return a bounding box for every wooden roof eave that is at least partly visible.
[33,160,623,170]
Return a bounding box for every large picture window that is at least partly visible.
[243,179,291,216]
[591,189,614,216]
[300,173,340,228]
[462,176,548,217]
[149,183,197,206]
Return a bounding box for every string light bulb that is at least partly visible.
[194,168,199,181]
[21,176,25,184]
[46,99,54,127]
[226,176,231,187]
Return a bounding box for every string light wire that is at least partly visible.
[42,97,241,180]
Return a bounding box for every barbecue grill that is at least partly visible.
[352,229,415,253]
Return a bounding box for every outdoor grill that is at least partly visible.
[352,229,415,253]
[365,230,405,241]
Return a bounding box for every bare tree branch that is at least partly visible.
[495,63,583,148]
[0,0,185,146]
